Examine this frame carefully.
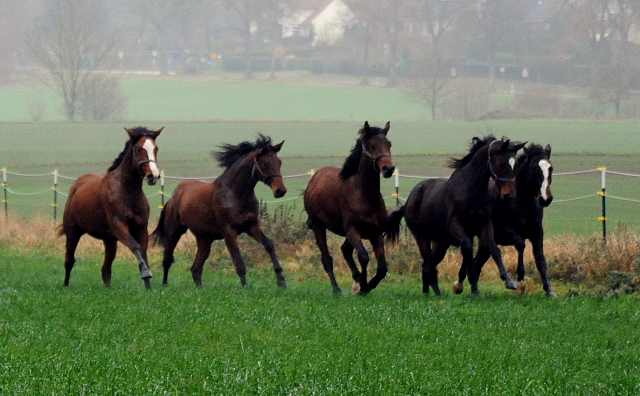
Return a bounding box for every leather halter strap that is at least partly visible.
[362,146,391,171]
[487,141,515,183]
[252,155,281,183]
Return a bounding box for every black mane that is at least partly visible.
[447,134,497,170]
[107,126,156,172]
[213,134,271,170]
[339,125,387,180]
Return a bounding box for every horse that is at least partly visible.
[386,135,525,296]
[303,121,394,295]
[457,143,556,297]
[59,126,163,290]
[151,135,288,288]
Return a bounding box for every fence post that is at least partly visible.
[159,170,165,209]
[392,168,400,208]
[52,169,58,223]
[2,168,7,218]
[597,166,607,241]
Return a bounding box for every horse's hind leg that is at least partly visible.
[101,239,118,287]
[192,235,214,287]
[160,226,186,285]
[311,226,341,294]
[62,229,83,287]
[248,224,287,289]
[340,240,363,294]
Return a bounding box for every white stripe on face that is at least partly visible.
[539,159,551,200]
[509,157,516,170]
[142,139,159,178]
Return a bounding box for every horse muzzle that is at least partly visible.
[146,173,158,186]
[497,181,516,201]
[539,195,553,207]
[269,177,287,198]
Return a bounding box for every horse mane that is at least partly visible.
[213,134,272,170]
[107,126,156,172]
[446,134,497,170]
[520,143,546,162]
[339,125,386,180]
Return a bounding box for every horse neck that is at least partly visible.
[515,162,540,208]
[112,148,143,192]
[462,146,492,191]
[353,153,381,194]
[216,152,258,196]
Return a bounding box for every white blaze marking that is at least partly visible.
[142,139,159,178]
[539,159,551,200]
[509,157,516,170]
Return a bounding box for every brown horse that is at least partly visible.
[304,121,394,295]
[151,135,288,288]
[60,127,163,290]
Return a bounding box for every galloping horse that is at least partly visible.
[304,121,394,294]
[151,135,288,288]
[462,143,556,297]
[60,126,162,290]
[386,135,524,295]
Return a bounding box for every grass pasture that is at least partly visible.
[1,248,640,395]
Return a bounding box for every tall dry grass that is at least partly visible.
[2,215,639,294]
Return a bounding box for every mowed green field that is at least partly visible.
[3,119,640,236]
[1,249,640,394]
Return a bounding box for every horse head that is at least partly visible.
[360,121,394,178]
[488,139,525,200]
[126,127,162,186]
[523,143,553,207]
[254,139,287,198]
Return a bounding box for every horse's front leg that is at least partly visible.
[340,240,362,293]
[366,234,388,291]
[479,223,516,291]
[111,220,153,290]
[345,229,370,294]
[223,229,247,287]
[248,223,287,289]
[101,239,118,287]
[311,225,341,294]
[530,230,556,297]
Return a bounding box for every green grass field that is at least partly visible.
[1,249,639,395]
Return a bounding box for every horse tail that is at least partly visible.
[385,206,405,245]
[150,207,167,246]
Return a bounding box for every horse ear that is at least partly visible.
[545,144,552,157]
[382,121,390,135]
[273,140,284,153]
[360,121,371,138]
[499,139,510,152]
[150,127,163,139]
[125,128,135,138]
[512,141,527,153]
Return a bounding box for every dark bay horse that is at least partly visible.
[304,121,394,295]
[386,135,525,295]
[151,135,288,288]
[459,143,556,297]
[60,126,163,290]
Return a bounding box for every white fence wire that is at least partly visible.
[3,167,640,232]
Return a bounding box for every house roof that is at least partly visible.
[299,0,337,25]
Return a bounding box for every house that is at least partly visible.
[281,0,356,46]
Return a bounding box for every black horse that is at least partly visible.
[386,135,525,295]
[454,143,556,297]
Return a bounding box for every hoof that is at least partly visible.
[351,282,361,295]
[515,281,526,295]
[140,268,153,279]
[143,278,152,290]
[277,279,288,289]
[505,278,517,290]
[452,281,464,294]
[546,289,558,298]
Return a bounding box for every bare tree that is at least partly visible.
[346,0,384,85]
[25,0,120,120]
[226,0,256,79]
[408,54,451,121]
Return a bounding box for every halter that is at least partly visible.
[252,155,281,183]
[134,158,157,180]
[487,141,515,183]
[362,146,391,171]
